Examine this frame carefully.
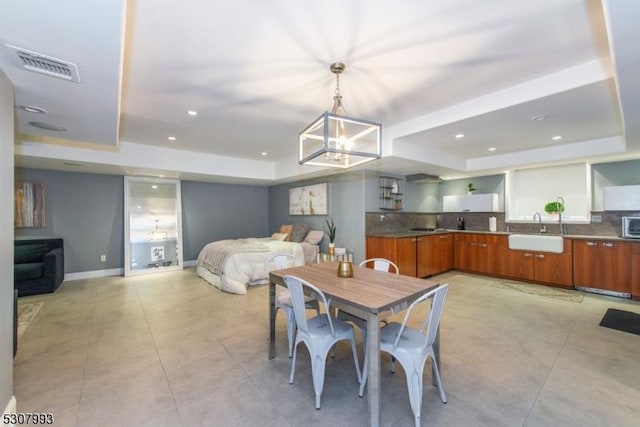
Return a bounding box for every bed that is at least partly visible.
[196,225,322,294]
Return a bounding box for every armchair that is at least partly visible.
[14,238,64,297]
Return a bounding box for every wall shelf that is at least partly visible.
[379,176,403,210]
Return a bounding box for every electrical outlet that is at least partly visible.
[100,254,106,262]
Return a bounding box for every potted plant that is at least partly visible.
[544,201,565,214]
[323,217,336,255]
[467,183,477,195]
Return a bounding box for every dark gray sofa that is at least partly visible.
[14,238,64,297]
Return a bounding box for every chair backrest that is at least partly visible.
[265,253,298,272]
[392,284,449,351]
[358,258,400,275]
[283,275,334,336]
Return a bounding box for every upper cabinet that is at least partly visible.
[603,185,640,210]
[442,193,499,212]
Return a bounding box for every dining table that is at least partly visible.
[268,261,441,427]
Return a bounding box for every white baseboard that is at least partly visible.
[64,262,197,281]
[3,396,16,427]
[64,268,123,281]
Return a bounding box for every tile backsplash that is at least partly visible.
[366,211,640,237]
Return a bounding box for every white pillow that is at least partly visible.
[271,232,288,241]
[304,230,324,245]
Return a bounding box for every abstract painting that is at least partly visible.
[289,183,328,215]
[15,182,46,228]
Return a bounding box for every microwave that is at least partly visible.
[622,217,640,238]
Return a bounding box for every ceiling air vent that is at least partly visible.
[406,173,442,183]
[5,44,80,83]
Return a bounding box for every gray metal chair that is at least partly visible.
[266,253,320,357]
[381,284,449,427]
[284,274,362,409]
[338,257,400,396]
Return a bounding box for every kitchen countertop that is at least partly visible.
[367,229,640,242]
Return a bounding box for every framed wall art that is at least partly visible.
[289,182,328,215]
[15,181,46,228]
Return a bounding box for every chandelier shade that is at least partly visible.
[299,62,381,168]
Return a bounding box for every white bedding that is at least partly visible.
[196,237,318,294]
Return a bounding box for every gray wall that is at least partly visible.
[1,71,14,413]
[181,181,269,260]
[268,171,367,263]
[14,171,270,272]
[15,169,124,273]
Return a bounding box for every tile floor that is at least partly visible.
[13,268,640,426]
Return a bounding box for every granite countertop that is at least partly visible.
[367,229,640,242]
[366,229,453,238]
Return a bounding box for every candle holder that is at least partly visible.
[337,261,353,278]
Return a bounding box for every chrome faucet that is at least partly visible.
[556,196,565,235]
[533,212,546,234]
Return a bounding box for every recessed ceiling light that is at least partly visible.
[455,133,464,139]
[552,135,563,141]
[19,105,47,114]
[531,115,547,121]
[151,185,158,189]
[261,152,268,156]
[168,136,176,141]
[29,121,66,131]
[187,110,198,116]
[158,174,164,178]
[488,147,496,152]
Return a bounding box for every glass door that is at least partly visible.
[124,177,183,276]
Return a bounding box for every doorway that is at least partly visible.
[124,177,183,276]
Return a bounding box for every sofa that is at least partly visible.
[14,238,64,297]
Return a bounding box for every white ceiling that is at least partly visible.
[1,0,639,185]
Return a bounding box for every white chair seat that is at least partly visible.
[276,290,316,308]
[307,314,353,337]
[380,322,426,350]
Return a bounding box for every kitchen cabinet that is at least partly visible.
[504,239,573,287]
[573,239,631,297]
[417,233,453,277]
[366,233,453,278]
[454,233,506,275]
[442,193,498,212]
[366,236,415,276]
[632,243,640,300]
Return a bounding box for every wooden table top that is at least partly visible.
[269,261,440,314]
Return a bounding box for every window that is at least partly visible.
[505,162,591,223]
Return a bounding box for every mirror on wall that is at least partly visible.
[124,177,183,276]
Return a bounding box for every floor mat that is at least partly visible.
[599,308,640,336]
[490,280,584,303]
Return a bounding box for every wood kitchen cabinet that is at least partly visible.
[573,239,631,296]
[366,233,453,278]
[454,233,506,275]
[504,239,573,287]
[417,233,453,277]
[632,243,640,300]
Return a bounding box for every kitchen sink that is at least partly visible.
[508,234,564,253]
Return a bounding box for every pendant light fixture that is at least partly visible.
[298,62,381,168]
